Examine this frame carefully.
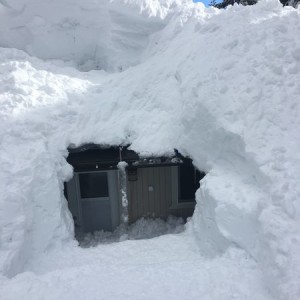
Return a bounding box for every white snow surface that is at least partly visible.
[0,0,300,299]
[77,216,185,247]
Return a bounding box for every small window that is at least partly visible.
[79,172,109,198]
[178,163,203,203]
[127,168,138,181]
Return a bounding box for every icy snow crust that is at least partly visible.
[0,0,300,299]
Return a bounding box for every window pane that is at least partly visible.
[79,172,109,198]
[178,164,200,203]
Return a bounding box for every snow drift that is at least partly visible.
[0,0,181,71]
[0,0,300,299]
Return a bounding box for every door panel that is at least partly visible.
[77,171,112,233]
[81,198,112,232]
[71,170,121,233]
[128,166,177,223]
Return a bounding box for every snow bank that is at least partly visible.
[0,0,300,299]
[0,0,189,71]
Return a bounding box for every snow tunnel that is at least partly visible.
[64,144,205,238]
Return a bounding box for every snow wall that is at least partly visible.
[0,0,300,299]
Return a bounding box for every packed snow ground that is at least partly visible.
[77,216,185,247]
[0,0,300,299]
[0,231,271,300]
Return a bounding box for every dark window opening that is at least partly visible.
[179,163,203,203]
[174,150,206,204]
[79,172,109,198]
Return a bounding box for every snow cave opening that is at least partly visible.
[64,144,205,246]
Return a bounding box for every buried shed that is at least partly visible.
[64,145,205,234]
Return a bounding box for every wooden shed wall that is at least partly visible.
[127,166,195,223]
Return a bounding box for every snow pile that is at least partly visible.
[0,0,189,71]
[0,0,300,299]
[78,216,184,247]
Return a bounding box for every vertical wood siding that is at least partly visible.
[128,166,175,223]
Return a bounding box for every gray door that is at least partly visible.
[67,170,120,233]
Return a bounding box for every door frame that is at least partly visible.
[73,169,120,233]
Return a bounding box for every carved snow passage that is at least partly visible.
[0,1,300,299]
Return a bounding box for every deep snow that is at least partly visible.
[0,0,300,299]
[0,233,271,300]
[77,216,185,247]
